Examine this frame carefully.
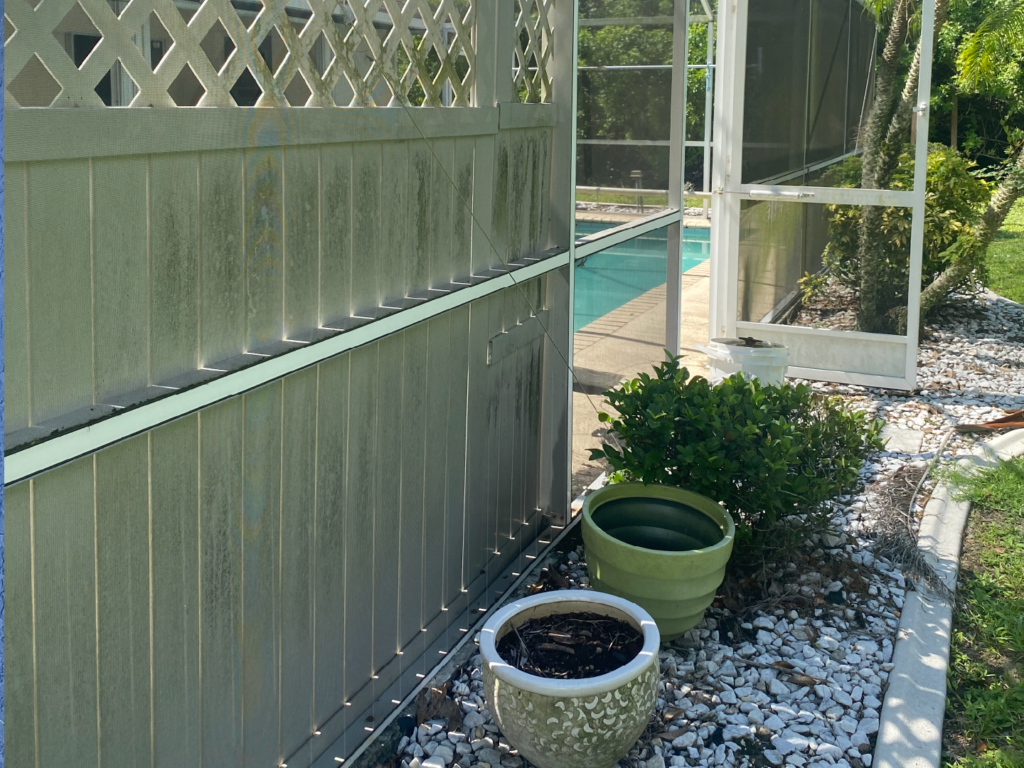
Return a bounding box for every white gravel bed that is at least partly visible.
[397,292,1024,768]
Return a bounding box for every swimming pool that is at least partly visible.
[573,222,710,332]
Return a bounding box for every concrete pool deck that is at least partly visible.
[571,257,712,496]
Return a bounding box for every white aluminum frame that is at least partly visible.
[573,0,716,358]
[709,0,934,391]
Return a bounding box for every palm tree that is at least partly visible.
[855,0,1024,330]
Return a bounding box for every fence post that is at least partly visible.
[475,1,497,106]
[496,0,516,104]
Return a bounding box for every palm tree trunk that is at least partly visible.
[858,0,951,332]
[859,0,912,190]
[884,0,950,156]
[857,0,912,332]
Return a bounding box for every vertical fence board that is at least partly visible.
[424,313,451,621]
[398,324,427,647]
[489,293,509,566]
[524,329,544,522]
[472,136,496,274]
[408,142,432,292]
[242,383,284,767]
[284,146,321,338]
[92,157,149,402]
[244,147,285,350]
[463,300,490,589]
[430,138,455,286]
[350,143,381,313]
[444,306,470,610]
[379,141,409,304]
[199,399,244,767]
[509,347,527,557]
[27,160,92,424]
[507,131,528,264]
[528,130,544,252]
[280,367,318,755]
[539,130,553,250]
[373,334,404,673]
[199,150,245,366]
[522,131,538,255]
[344,344,378,699]
[490,133,511,269]
[496,292,517,570]
[313,355,349,723]
[319,144,352,324]
[538,268,571,518]
[4,482,36,767]
[151,415,202,768]
[150,153,200,383]
[32,458,98,768]
[95,437,152,768]
[4,163,29,431]
[452,139,475,282]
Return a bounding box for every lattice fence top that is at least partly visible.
[513,0,552,104]
[4,0,478,107]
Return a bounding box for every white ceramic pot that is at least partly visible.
[703,337,789,385]
[479,590,660,768]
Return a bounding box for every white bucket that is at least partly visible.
[702,337,789,385]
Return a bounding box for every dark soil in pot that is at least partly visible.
[591,496,725,551]
[495,612,643,679]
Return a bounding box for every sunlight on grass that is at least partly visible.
[942,457,1024,768]
[986,200,1024,305]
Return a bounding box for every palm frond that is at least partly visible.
[957,0,1024,91]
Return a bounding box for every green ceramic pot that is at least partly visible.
[480,591,660,768]
[581,483,735,640]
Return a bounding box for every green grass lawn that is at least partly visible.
[942,456,1024,768]
[986,200,1024,304]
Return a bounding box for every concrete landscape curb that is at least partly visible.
[874,428,1024,768]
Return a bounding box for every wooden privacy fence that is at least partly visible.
[3,0,575,766]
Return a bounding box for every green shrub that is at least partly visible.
[821,145,990,293]
[590,357,884,566]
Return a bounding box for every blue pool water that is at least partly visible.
[573,222,710,332]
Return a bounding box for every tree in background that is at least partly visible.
[931,0,1024,162]
[576,0,711,189]
[920,0,1024,314]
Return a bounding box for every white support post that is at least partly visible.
[703,19,714,218]
[902,0,935,389]
[709,0,746,340]
[665,0,690,357]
